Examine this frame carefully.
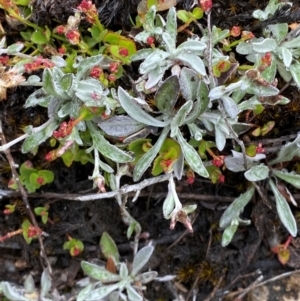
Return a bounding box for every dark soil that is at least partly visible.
[1,1,300,301]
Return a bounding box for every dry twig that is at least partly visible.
[0,119,52,275]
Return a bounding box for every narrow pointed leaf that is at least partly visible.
[135,271,158,283]
[185,81,209,123]
[81,261,121,282]
[162,32,176,53]
[212,27,230,44]
[170,100,193,137]
[41,268,52,297]
[118,87,169,127]
[60,73,74,92]
[131,49,155,61]
[221,217,239,247]
[77,283,93,301]
[270,134,300,165]
[166,7,177,44]
[7,42,24,54]
[290,62,300,89]
[176,40,207,54]
[100,232,120,264]
[273,170,300,189]
[187,123,203,141]
[145,5,156,28]
[261,59,277,82]
[221,95,239,119]
[173,151,184,180]
[176,53,206,75]
[133,127,169,181]
[132,245,154,276]
[87,122,133,163]
[176,131,208,177]
[246,82,279,97]
[22,120,60,153]
[281,35,300,48]
[119,262,129,278]
[281,47,293,68]
[98,115,145,137]
[215,124,226,151]
[269,179,297,237]
[163,189,175,218]
[145,64,169,89]
[209,81,242,100]
[219,186,255,228]
[126,285,143,301]
[85,284,120,301]
[183,204,197,214]
[2,282,27,301]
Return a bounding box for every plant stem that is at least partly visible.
[0,117,54,152]
[0,119,52,274]
[0,229,23,242]
[206,11,248,169]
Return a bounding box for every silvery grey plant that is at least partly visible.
[0,0,300,247]
[132,6,207,90]
[0,269,53,301]
[236,0,300,87]
[0,54,134,192]
[213,0,300,246]
[116,4,274,232]
[77,244,157,301]
[220,134,300,246]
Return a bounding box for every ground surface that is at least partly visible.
[1,1,300,301]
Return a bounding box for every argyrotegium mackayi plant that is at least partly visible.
[220,135,300,247]
[1,0,300,247]
[132,6,207,90]
[116,3,275,231]
[15,54,133,191]
[118,0,300,241]
[77,232,157,301]
[212,0,300,246]
[8,161,54,193]
[0,268,52,301]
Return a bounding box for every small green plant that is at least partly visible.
[63,235,85,257]
[270,235,293,265]
[77,232,157,301]
[177,7,204,32]
[0,219,41,244]
[21,219,42,244]
[251,120,275,136]
[3,203,16,215]
[8,161,54,193]
[34,206,49,224]
[152,138,181,176]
